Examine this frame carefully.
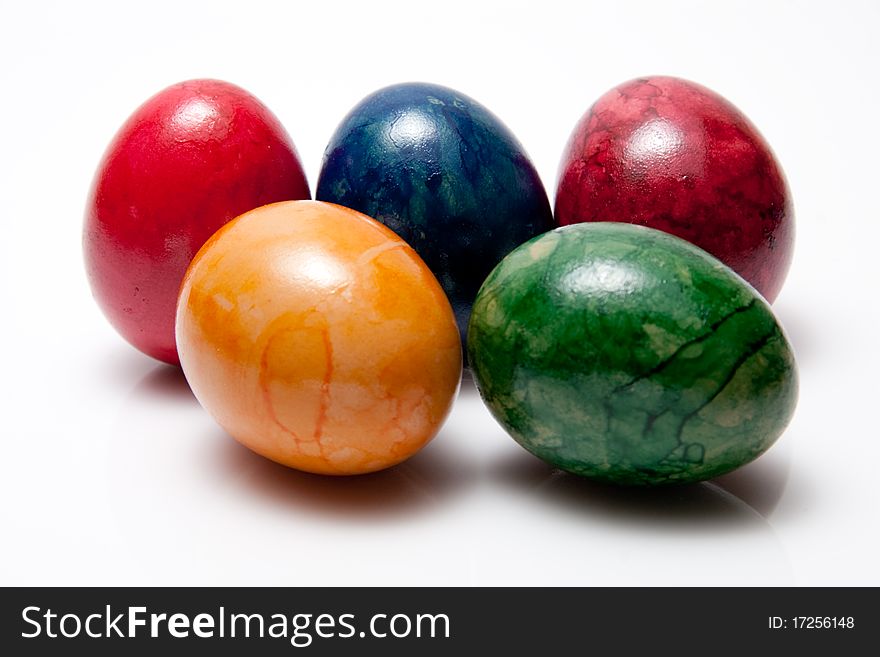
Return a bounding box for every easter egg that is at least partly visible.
[176,200,462,475]
[467,222,798,485]
[316,82,555,344]
[84,79,310,365]
[555,76,793,302]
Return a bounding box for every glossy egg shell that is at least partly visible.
[316,82,556,344]
[467,222,798,485]
[555,76,793,302]
[84,79,310,365]
[176,201,462,475]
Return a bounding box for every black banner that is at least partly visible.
[0,587,872,654]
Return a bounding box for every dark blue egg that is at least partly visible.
[316,82,556,345]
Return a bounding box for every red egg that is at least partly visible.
[84,79,310,364]
[555,76,793,301]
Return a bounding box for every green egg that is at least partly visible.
[467,222,798,485]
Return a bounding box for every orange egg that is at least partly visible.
[176,201,462,475]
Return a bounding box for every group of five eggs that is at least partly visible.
[84,76,797,486]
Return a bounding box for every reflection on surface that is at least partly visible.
[208,427,477,521]
[490,446,790,532]
[105,351,796,585]
[119,359,791,529]
[713,445,792,518]
[115,362,479,522]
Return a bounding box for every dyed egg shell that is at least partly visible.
[316,82,555,344]
[176,201,461,475]
[84,79,310,365]
[555,76,793,302]
[467,222,798,485]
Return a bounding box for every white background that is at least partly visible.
[1,0,877,586]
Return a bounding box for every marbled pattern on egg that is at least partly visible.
[555,76,794,302]
[177,201,462,476]
[467,222,798,486]
[317,82,556,344]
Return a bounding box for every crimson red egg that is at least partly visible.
[555,76,793,301]
[84,79,310,364]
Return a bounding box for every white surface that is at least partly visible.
[1,0,878,586]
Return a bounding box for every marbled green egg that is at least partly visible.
[467,222,798,485]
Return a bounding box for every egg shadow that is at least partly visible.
[458,370,478,395]
[133,363,198,405]
[208,423,478,521]
[97,341,166,388]
[711,445,792,518]
[490,446,790,532]
[96,341,199,405]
